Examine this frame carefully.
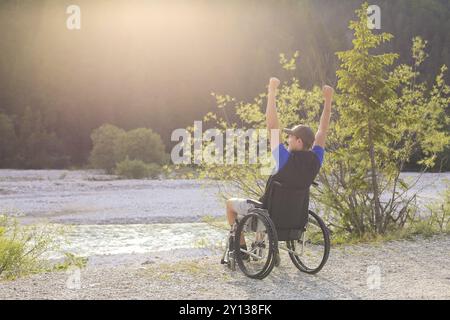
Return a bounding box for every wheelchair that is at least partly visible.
[221,181,330,280]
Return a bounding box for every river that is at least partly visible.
[0,169,448,263]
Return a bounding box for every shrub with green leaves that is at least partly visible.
[0,215,91,279]
[317,4,449,236]
[115,128,168,165]
[145,162,162,179]
[52,252,88,271]
[90,125,167,174]
[0,215,56,280]
[115,158,161,179]
[89,124,126,174]
[422,184,450,234]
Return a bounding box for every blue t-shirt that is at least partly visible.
[273,144,324,173]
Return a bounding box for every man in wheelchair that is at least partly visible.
[225,77,334,266]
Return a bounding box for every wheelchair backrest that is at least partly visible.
[267,181,310,241]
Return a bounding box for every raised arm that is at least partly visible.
[266,77,281,151]
[314,85,334,148]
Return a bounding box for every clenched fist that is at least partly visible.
[322,85,334,101]
[269,77,281,93]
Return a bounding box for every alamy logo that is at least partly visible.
[171,121,278,176]
[367,5,381,30]
[66,5,81,30]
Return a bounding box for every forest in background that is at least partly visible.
[0,0,449,170]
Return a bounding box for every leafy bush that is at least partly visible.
[115,158,161,179]
[52,252,88,271]
[115,128,167,165]
[146,163,162,179]
[0,215,57,280]
[317,6,449,236]
[90,125,167,174]
[0,215,91,279]
[89,124,126,173]
[422,185,450,234]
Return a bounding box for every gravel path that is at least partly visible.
[1,235,449,300]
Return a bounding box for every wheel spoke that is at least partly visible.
[234,211,276,279]
[288,212,330,274]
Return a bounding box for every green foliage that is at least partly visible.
[0,107,68,169]
[0,215,57,280]
[90,124,167,175]
[162,164,199,180]
[423,183,450,233]
[331,189,449,245]
[89,124,126,174]
[115,128,168,165]
[0,214,90,280]
[52,252,88,271]
[330,183,449,245]
[279,51,300,71]
[190,3,450,239]
[115,157,161,179]
[317,3,450,235]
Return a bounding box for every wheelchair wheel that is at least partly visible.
[286,210,330,274]
[234,211,277,280]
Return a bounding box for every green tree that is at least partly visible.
[89,125,167,174]
[89,124,126,173]
[115,128,167,165]
[16,107,67,169]
[317,3,450,235]
[115,157,161,179]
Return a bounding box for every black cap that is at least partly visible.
[283,125,315,150]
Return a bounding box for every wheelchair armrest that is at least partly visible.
[247,199,263,208]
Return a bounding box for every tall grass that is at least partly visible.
[0,215,57,279]
[0,214,87,280]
